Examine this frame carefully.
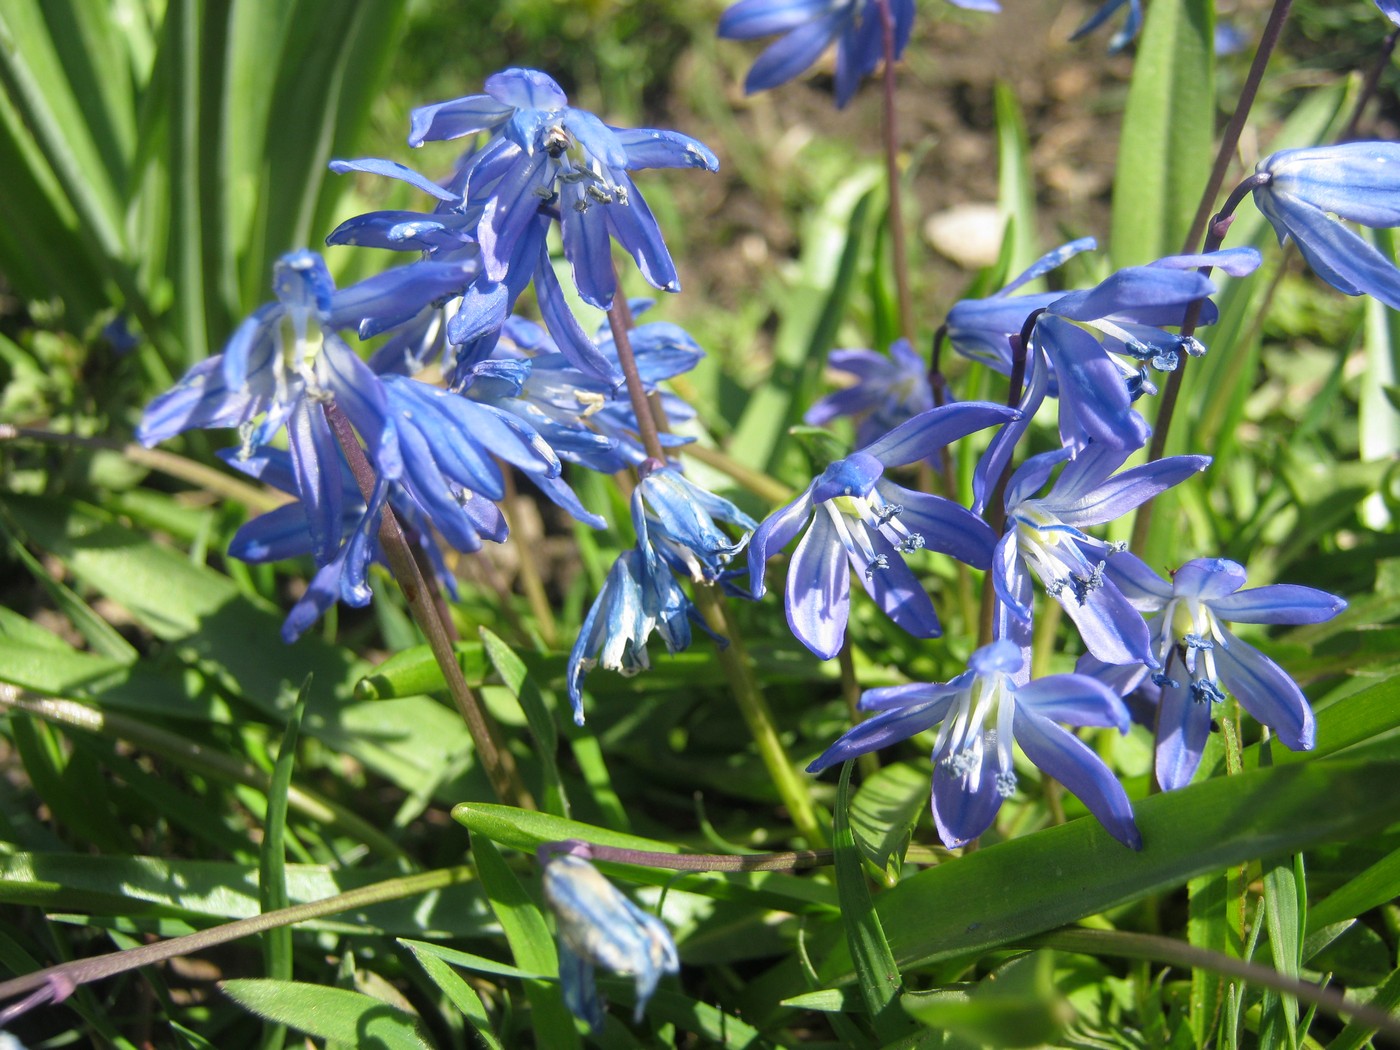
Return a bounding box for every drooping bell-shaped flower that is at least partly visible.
[808,640,1141,848]
[1078,556,1346,791]
[1252,142,1400,310]
[541,850,679,1031]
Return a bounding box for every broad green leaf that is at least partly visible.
[903,951,1070,1047]
[220,979,430,1049]
[849,761,928,884]
[1308,846,1400,932]
[1109,0,1213,265]
[601,981,766,1049]
[356,640,489,700]
[792,757,1400,997]
[834,761,908,1042]
[470,834,581,1049]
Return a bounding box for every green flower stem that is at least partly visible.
[604,277,829,849]
[322,403,533,811]
[0,688,406,862]
[692,582,829,848]
[874,0,915,344]
[0,864,475,1021]
[1131,0,1293,549]
[0,425,284,513]
[1027,927,1400,1036]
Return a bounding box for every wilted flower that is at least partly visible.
[633,464,757,584]
[1252,142,1400,310]
[749,402,1016,659]
[1078,557,1346,791]
[717,0,915,108]
[808,640,1141,848]
[541,850,679,1030]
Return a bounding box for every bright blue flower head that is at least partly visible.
[1253,142,1400,310]
[990,439,1210,666]
[633,465,757,584]
[407,68,718,312]
[808,639,1141,849]
[138,251,401,568]
[1078,556,1346,791]
[749,402,1017,660]
[541,852,679,1031]
[717,0,915,108]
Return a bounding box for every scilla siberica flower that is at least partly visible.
[804,337,934,449]
[749,402,1017,660]
[717,0,915,108]
[540,848,679,1030]
[137,251,400,569]
[808,640,1141,849]
[1078,557,1346,791]
[991,439,1210,667]
[1252,142,1400,311]
[407,68,718,312]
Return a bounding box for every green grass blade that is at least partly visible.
[480,627,570,817]
[402,941,506,1050]
[259,677,309,1020]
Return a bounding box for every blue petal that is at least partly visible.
[931,753,1003,848]
[1014,708,1141,847]
[286,400,342,566]
[1153,677,1211,791]
[1050,450,1210,528]
[852,528,942,640]
[328,158,457,202]
[562,203,617,310]
[743,12,846,94]
[484,68,569,111]
[534,253,624,383]
[786,511,850,660]
[1256,191,1400,309]
[1216,628,1316,752]
[137,357,255,445]
[812,452,884,502]
[880,482,998,568]
[1261,142,1400,227]
[1051,267,1214,323]
[807,694,955,772]
[1209,583,1345,625]
[1000,238,1098,296]
[604,175,681,295]
[614,128,719,171]
[407,95,512,146]
[748,490,817,599]
[719,0,834,38]
[228,503,314,562]
[991,530,1034,624]
[556,941,604,1031]
[1015,673,1130,730]
[320,336,401,480]
[862,401,1019,467]
[1151,247,1262,277]
[478,151,550,282]
[329,259,478,340]
[1171,558,1247,600]
[1036,316,1144,454]
[861,679,965,711]
[1101,551,1172,611]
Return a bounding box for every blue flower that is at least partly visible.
[804,338,934,448]
[138,251,401,567]
[990,439,1210,667]
[407,68,718,311]
[1078,557,1346,791]
[633,464,757,584]
[808,640,1141,848]
[541,852,679,1031]
[1253,142,1400,310]
[566,545,703,722]
[1070,0,1142,53]
[749,402,1016,660]
[1377,0,1400,26]
[717,0,915,108]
